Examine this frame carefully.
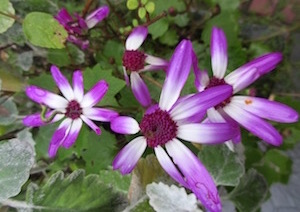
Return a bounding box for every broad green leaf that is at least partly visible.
[0,68,24,92]
[0,0,15,33]
[47,48,70,67]
[84,64,126,106]
[0,23,25,45]
[27,169,128,211]
[23,12,68,49]
[35,123,58,159]
[138,7,147,19]
[127,0,139,10]
[173,14,189,27]
[217,0,240,11]
[99,169,131,193]
[152,0,186,14]
[101,40,124,65]
[0,139,35,201]
[145,2,155,14]
[146,182,201,212]
[28,73,56,91]
[17,51,33,71]
[148,18,169,39]
[228,169,268,212]
[158,29,178,46]
[131,197,154,212]
[0,97,18,125]
[198,145,244,186]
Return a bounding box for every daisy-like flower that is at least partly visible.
[194,26,298,148]
[111,40,239,212]
[122,26,168,107]
[23,65,118,157]
[55,6,109,49]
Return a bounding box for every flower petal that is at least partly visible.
[223,102,283,146]
[113,136,147,174]
[130,72,152,107]
[23,112,64,127]
[110,116,140,134]
[211,27,228,79]
[50,65,74,100]
[123,66,130,86]
[55,8,73,27]
[159,39,192,111]
[154,146,189,188]
[62,119,82,148]
[80,115,101,135]
[177,123,237,144]
[145,54,168,67]
[126,26,148,50]
[166,139,222,212]
[25,85,68,109]
[192,50,209,92]
[83,107,119,122]
[72,70,84,102]
[170,85,233,122]
[80,80,108,108]
[231,96,299,123]
[85,6,109,29]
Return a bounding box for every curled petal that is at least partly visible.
[23,112,64,127]
[130,72,151,107]
[166,139,222,212]
[25,85,68,109]
[80,80,108,108]
[110,116,140,135]
[85,6,109,29]
[159,40,192,111]
[72,70,84,102]
[62,118,82,148]
[80,115,101,135]
[83,107,119,122]
[113,136,147,174]
[211,27,228,79]
[126,26,148,50]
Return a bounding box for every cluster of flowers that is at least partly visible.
[23,6,298,212]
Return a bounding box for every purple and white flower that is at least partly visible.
[23,65,118,157]
[55,6,109,49]
[194,26,298,148]
[122,26,168,107]
[112,40,239,212]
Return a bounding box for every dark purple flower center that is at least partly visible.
[65,100,82,119]
[122,50,146,72]
[206,76,232,109]
[140,109,177,148]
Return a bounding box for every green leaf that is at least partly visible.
[148,18,169,39]
[47,48,70,67]
[254,149,292,185]
[83,64,126,106]
[158,29,178,46]
[173,14,189,27]
[27,169,128,211]
[145,2,155,14]
[228,169,268,212]
[28,73,56,91]
[0,23,25,45]
[98,169,131,193]
[198,145,244,186]
[0,68,24,92]
[35,123,58,159]
[127,0,139,10]
[131,198,154,212]
[0,139,35,201]
[217,0,240,11]
[0,0,15,34]
[138,7,147,19]
[0,97,18,125]
[23,12,68,49]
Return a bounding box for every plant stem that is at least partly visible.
[0,11,21,23]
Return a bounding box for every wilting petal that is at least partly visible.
[113,136,147,174]
[211,27,228,79]
[26,85,68,109]
[111,116,140,134]
[62,119,83,148]
[80,80,108,108]
[145,54,168,66]
[166,139,222,212]
[126,26,148,50]
[23,112,64,127]
[130,72,151,107]
[154,146,189,188]
[83,107,119,122]
[80,115,101,135]
[230,96,299,123]
[170,85,232,122]
[224,102,282,146]
[159,40,192,111]
[50,65,74,100]
[177,123,237,144]
[72,70,84,102]
[85,6,109,29]
[55,8,73,26]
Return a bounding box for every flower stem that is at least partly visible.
[40,105,62,123]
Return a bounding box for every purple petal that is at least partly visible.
[82,107,119,122]
[25,85,68,109]
[50,65,74,100]
[230,96,299,123]
[80,80,108,108]
[55,8,73,27]
[113,136,147,174]
[223,102,283,146]
[159,39,193,111]
[72,70,84,102]
[67,35,89,50]
[130,72,152,107]
[110,116,140,134]
[23,112,64,127]
[154,145,189,188]
[80,115,101,135]
[123,67,130,86]
[170,85,233,122]
[85,6,109,29]
[177,123,238,144]
[126,26,148,50]
[166,139,222,212]
[62,119,82,148]
[192,50,209,92]
[211,27,228,79]
[144,54,168,67]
